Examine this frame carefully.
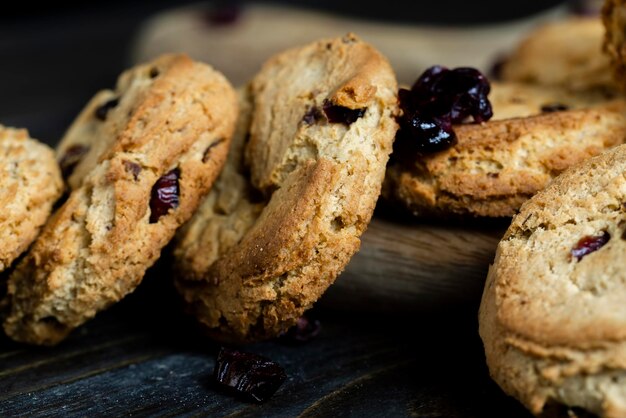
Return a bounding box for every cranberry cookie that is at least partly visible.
[174,34,398,343]
[0,126,62,273]
[3,54,238,345]
[500,17,616,93]
[479,143,626,417]
[384,81,626,218]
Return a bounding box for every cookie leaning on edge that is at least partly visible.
[174,34,399,343]
[479,143,626,417]
[384,84,626,218]
[3,54,238,345]
[0,126,62,273]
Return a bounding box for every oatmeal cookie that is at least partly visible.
[0,126,62,273]
[479,143,626,417]
[384,82,626,218]
[174,34,398,343]
[3,54,238,345]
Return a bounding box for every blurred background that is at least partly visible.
[0,0,592,144]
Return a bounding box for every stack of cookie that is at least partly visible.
[0,35,399,347]
[0,7,625,417]
[3,54,239,345]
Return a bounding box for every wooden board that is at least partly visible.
[330,214,505,311]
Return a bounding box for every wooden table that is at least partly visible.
[0,2,555,416]
[0,268,530,416]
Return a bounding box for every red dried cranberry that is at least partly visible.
[59,144,90,179]
[214,347,286,403]
[403,113,456,153]
[395,65,493,154]
[301,105,324,125]
[571,231,610,261]
[279,315,321,344]
[541,103,569,113]
[322,99,366,125]
[149,168,180,223]
[123,160,141,180]
[95,98,119,121]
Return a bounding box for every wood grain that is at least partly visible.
[0,294,532,417]
[327,215,505,311]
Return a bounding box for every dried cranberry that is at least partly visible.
[95,98,119,121]
[149,168,180,223]
[302,105,324,125]
[59,144,90,179]
[541,103,569,113]
[395,65,493,154]
[403,113,456,153]
[123,160,141,180]
[279,315,321,344]
[203,4,241,26]
[322,99,366,125]
[214,347,286,403]
[571,231,610,261]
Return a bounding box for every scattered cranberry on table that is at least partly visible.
[214,347,287,403]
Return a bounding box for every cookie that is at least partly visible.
[479,143,626,417]
[3,54,238,345]
[500,17,616,93]
[384,83,626,218]
[0,126,62,272]
[174,34,398,343]
[603,0,626,93]
[488,81,614,120]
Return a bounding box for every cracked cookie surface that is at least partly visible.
[479,143,626,417]
[174,34,398,343]
[3,54,238,345]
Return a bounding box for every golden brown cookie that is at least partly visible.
[3,54,238,345]
[0,126,62,273]
[384,82,626,218]
[501,17,616,93]
[174,34,398,343]
[488,81,614,120]
[479,143,626,417]
[603,0,626,93]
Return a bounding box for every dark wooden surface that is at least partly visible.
[0,3,533,416]
[0,265,530,417]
